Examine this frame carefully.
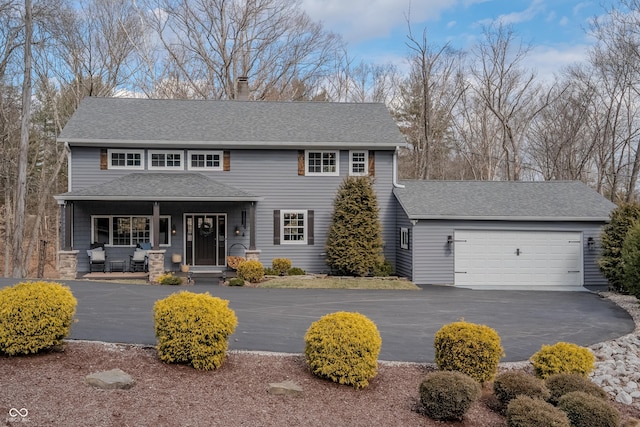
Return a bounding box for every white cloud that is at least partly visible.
[476,0,545,26]
[559,16,569,26]
[299,0,461,43]
[525,44,591,82]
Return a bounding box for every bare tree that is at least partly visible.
[142,0,343,100]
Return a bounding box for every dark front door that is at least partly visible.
[186,214,226,266]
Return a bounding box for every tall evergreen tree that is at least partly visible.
[599,202,640,292]
[621,221,640,298]
[325,176,384,276]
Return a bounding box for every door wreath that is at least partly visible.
[199,221,214,237]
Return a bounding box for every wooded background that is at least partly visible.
[2,0,639,277]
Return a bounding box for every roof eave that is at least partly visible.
[54,195,264,202]
[406,215,611,222]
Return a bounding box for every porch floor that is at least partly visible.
[81,271,149,281]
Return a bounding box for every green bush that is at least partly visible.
[419,371,481,421]
[156,272,183,285]
[530,342,595,379]
[506,395,570,427]
[434,320,504,383]
[153,291,237,370]
[546,373,608,405]
[372,259,393,277]
[227,277,245,287]
[304,311,381,389]
[237,260,264,283]
[0,281,77,355]
[325,176,384,276]
[493,371,551,412]
[287,267,306,276]
[599,202,640,292]
[622,221,640,298]
[263,267,278,275]
[557,391,620,427]
[272,258,292,275]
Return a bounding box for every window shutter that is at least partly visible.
[298,151,305,176]
[368,151,375,177]
[273,210,280,245]
[307,210,314,245]
[100,149,108,170]
[223,151,230,171]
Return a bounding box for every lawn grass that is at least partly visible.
[256,275,420,290]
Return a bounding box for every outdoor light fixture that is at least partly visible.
[446,235,453,246]
[234,226,241,236]
[587,237,595,250]
[171,224,177,235]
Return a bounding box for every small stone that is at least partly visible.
[268,380,302,397]
[616,391,633,405]
[85,368,134,390]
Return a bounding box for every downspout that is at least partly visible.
[393,146,405,188]
[65,142,72,191]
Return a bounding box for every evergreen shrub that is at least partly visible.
[325,176,384,276]
[227,277,245,287]
[287,267,306,276]
[0,281,77,355]
[153,291,237,370]
[419,370,481,421]
[599,202,640,292]
[506,395,570,427]
[545,373,608,404]
[156,272,183,285]
[272,258,292,275]
[557,391,620,427]
[237,260,264,283]
[304,311,381,389]
[622,221,640,298]
[493,371,551,411]
[434,320,504,382]
[530,342,595,379]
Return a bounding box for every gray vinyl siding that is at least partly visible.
[394,205,413,279]
[69,148,397,273]
[408,220,608,288]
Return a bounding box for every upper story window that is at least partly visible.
[349,151,368,176]
[306,150,339,176]
[108,149,143,169]
[149,150,183,170]
[188,150,223,171]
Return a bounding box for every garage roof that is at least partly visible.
[394,180,616,221]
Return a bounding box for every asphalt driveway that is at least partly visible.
[0,279,634,362]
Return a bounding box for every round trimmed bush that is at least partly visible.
[546,373,608,404]
[419,370,481,421]
[154,291,237,370]
[434,320,504,382]
[304,311,381,389]
[493,371,551,411]
[227,277,245,287]
[506,395,570,427]
[0,281,77,355]
[237,260,264,283]
[557,391,620,427]
[272,258,292,275]
[530,342,595,379]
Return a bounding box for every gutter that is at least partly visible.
[393,146,405,188]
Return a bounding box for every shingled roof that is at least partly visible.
[58,97,406,149]
[54,173,261,202]
[393,180,615,221]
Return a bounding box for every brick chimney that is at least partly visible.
[236,76,249,101]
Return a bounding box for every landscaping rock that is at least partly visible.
[85,368,134,390]
[268,380,303,397]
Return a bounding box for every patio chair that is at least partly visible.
[88,243,106,273]
[130,249,147,272]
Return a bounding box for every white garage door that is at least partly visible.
[454,230,583,289]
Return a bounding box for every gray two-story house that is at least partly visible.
[55,95,616,290]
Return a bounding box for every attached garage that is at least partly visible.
[453,230,583,289]
[393,180,616,290]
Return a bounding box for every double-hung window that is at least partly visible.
[108,149,144,169]
[400,227,410,250]
[149,150,183,170]
[349,150,368,176]
[306,150,339,176]
[188,150,223,170]
[282,211,306,243]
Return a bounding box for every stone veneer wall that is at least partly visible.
[58,250,79,279]
[147,250,166,283]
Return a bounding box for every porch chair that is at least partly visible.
[88,243,106,273]
[130,243,151,272]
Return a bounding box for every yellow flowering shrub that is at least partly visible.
[236,260,264,283]
[153,291,238,370]
[0,281,77,355]
[434,320,504,383]
[155,272,183,285]
[530,342,595,379]
[304,311,381,389]
[272,258,292,275]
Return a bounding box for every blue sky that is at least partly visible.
[300,0,614,80]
